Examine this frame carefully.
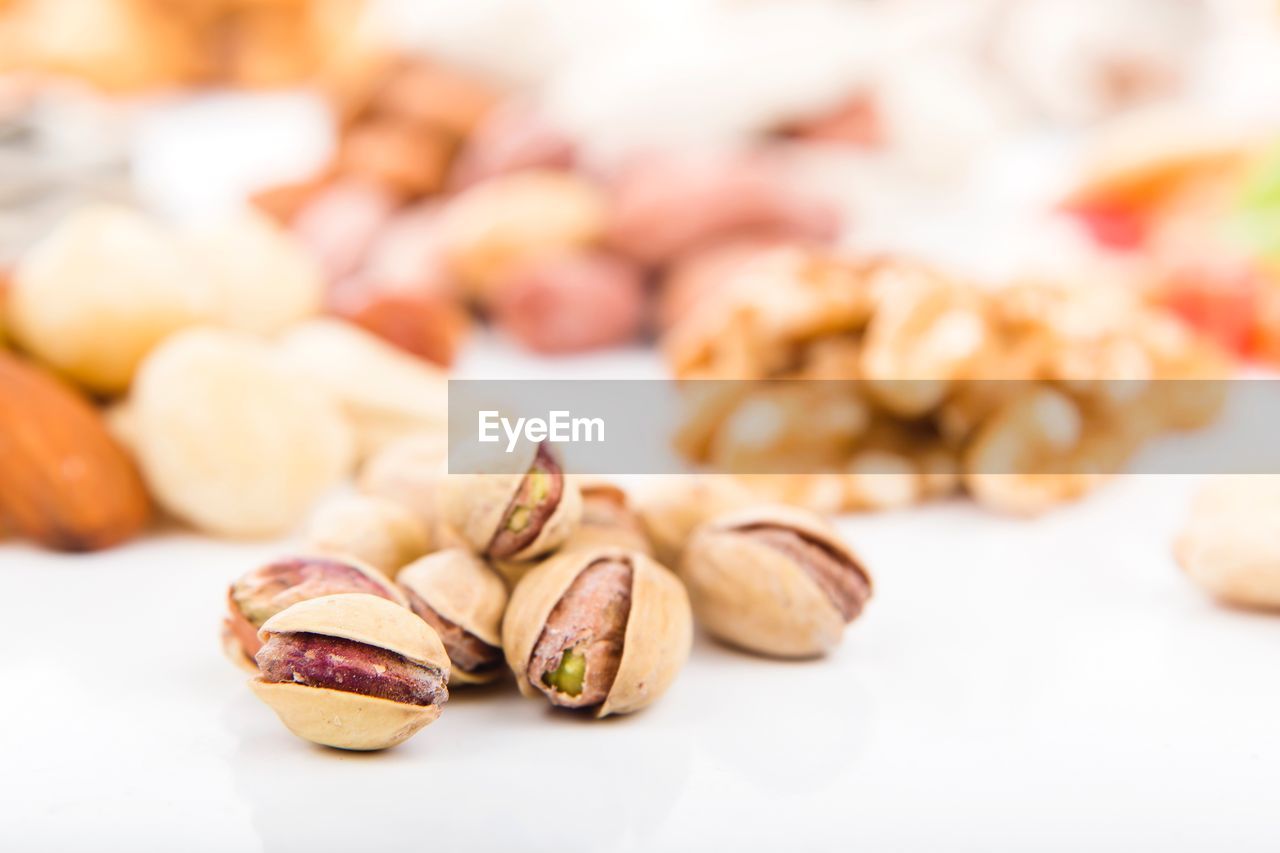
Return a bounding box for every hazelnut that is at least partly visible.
[682,505,872,658]
[130,327,353,538]
[8,205,208,394]
[223,554,405,670]
[1175,476,1280,610]
[440,442,582,561]
[397,549,508,684]
[250,593,449,751]
[503,548,692,717]
[305,495,431,579]
[437,170,606,303]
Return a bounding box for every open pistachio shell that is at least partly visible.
[397,549,508,684]
[681,505,871,658]
[250,593,449,751]
[440,443,582,561]
[221,550,404,666]
[561,480,653,556]
[503,548,692,718]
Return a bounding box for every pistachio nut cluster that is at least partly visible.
[664,251,1230,515]
[228,447,874,752]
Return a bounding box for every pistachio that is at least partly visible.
[635,475,756,568]
[249,594,450,751]
[441,442,582,561]
[396,549,508,684]
[682,505,872,658]
[305,495,431,578]
[560,479,653,556]
[223,555,405,670]
[503,547,692,717]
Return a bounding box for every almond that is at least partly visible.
[0,352,151,551]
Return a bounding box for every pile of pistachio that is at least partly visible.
[223,441,873,751]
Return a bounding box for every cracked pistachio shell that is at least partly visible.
[503,548,692,718]
[561,480,653,556]
[440,443,582,560]
[305,495,431,578]
[249,593,450,751]
[396,549,509,684]
[681,505,870,658]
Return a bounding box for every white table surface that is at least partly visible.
[3,339,1278,853]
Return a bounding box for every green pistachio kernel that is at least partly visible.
[542,648,586,696]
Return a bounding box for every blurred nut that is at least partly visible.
[274,319,448,459]
[1175,476,1280,610]
[397,549,508,684]
[440,442,582,561]
[0,351,151,551]
[842,451,924,511]
[503,548,692,716]
[860,265,991,417]
[962,387,1102,515]
[130,327,353,538]
[437,170,606,302]
[224,554,405,670]
[490,251,646,354]
[182,210,322,336]
[450,102,576,189]
[292,180,397,281]
[357,432,449,532]
[561,479,652,556]
[635,475,756,567]
[658,239,782,333]
[604,151,839,265]
[9,205,208,394]
[372,61,497,137]
[305,495,431,578]
[339,119,453,197]
[330,274,471,368]
[250,593,449,751]
[682,504,872,658]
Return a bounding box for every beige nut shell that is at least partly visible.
[440,457,583,561]
[682,505,867,658]
[503,548,692,718]
[250,593,450,751]
[1175,476,1280,610]
[305,495,431,577]
[397,549,508,684]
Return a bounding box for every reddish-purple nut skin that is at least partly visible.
[528,558,633,709]
[256,632,448,707]
[450,103,577,189]
[402,587,503,676]
[741,525,871,621]
[490,251,646,354]
[487,444,565,559]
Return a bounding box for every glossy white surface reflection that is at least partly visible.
[2,455,1278,851]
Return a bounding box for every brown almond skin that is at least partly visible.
[0,352,150,551]
[487,444,566,558]
[257,632,447,707]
